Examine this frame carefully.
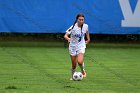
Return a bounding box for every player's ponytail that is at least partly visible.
[68,19,77,31]
[81,24,83,33]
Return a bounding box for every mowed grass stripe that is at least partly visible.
[0,43,139,93]
[0,47,87,93]
[0,47,71,91]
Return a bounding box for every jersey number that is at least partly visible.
[78,37,82,42]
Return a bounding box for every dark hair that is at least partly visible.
[69,13,84,31]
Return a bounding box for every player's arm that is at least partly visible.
[64,32,71,43]
[85,30,90,44]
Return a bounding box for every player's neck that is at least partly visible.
[77,23,83,28]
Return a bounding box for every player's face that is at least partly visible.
[77,17,84,26]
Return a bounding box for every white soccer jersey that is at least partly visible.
[66,23,88,50]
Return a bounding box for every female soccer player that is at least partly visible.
[64,13,90,80]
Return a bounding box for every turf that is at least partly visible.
[0,42,140,93]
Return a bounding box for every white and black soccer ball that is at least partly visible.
[73,72,83,81]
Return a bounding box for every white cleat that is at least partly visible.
[70,78,73,80]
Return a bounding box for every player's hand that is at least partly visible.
[85,39,90,44]
[67,38,71,43]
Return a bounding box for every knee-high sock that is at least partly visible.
[71,68,76,79]
[79,62,85,72]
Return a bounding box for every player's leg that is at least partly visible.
[70,55,77,80]
[69,46,77,80]
[77,49,87,77]
[77,53,84,70]
[70,55,77,75]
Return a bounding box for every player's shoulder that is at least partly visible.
[83,23,88,27]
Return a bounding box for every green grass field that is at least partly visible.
[0,42,140,93]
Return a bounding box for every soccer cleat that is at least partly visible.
[70,78,73,80]
[82,70,86,78]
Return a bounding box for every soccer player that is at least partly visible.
[64,13,90,80]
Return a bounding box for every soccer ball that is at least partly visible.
[73,72,83,81]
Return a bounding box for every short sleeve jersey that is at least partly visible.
[66,23,88,49]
